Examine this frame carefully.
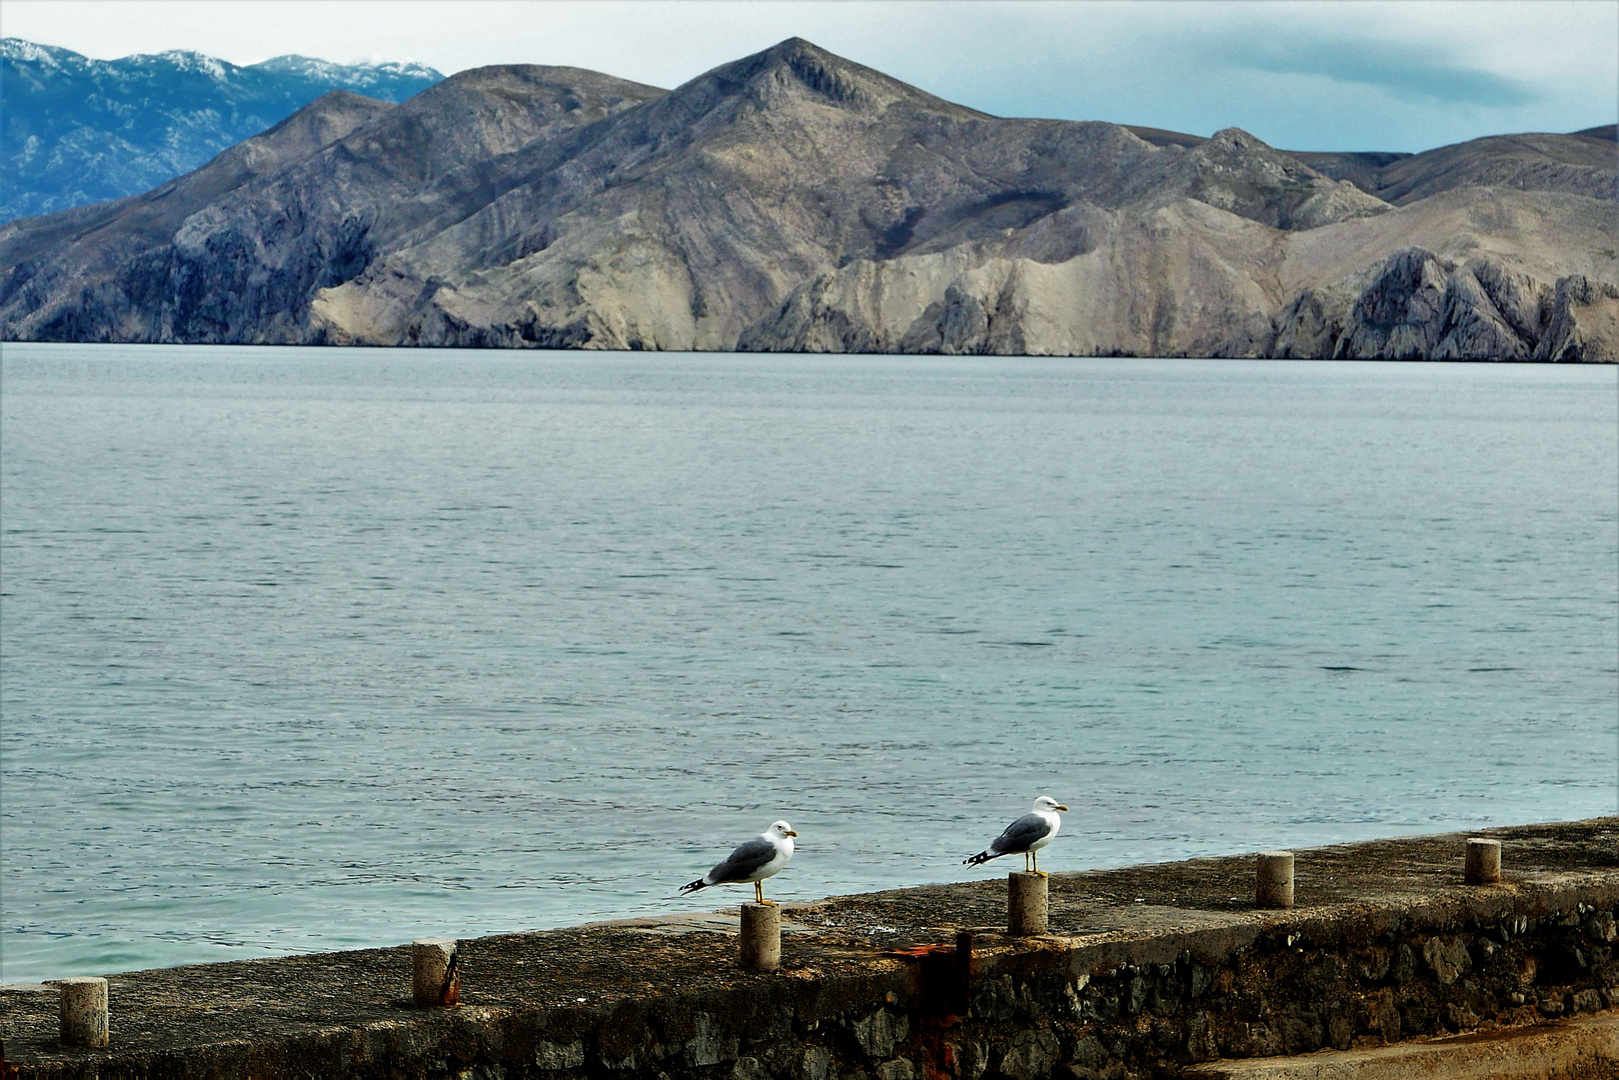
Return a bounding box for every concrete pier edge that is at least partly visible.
[3,819,1615,1079]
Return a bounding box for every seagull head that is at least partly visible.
[1033,796,1069,813]
[768,820,798,838]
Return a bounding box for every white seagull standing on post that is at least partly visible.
[680,820,797,904]
[963,796,1068,874]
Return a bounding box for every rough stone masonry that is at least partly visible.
[1,819,1615,1079]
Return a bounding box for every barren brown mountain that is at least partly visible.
[2,39,1614,359]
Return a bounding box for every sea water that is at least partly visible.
[1,345,1614,982]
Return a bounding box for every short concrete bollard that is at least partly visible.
[739,902,781,970]
[1256,851,1295,908]
[1008,871,1049,935]
[412,938,460,1006]
[1465,838,1502,884]
[58,976,109,1047]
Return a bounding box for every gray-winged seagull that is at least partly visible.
[963,796,1068,874]
[680,820,797,904]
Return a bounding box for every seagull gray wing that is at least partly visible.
[989,813,1053,856]
[704,836,778,885]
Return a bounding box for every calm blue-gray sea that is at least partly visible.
[1,345,1615,983]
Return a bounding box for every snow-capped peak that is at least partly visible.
[251,53,442,86]
[126,49,235,80]
[1,37,81,67]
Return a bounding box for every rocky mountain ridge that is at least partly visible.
[1129,123,1618,208]
[2,38,1614,360]
[0,38,443,221]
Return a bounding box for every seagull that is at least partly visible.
[963,796,1068,874]
[680,820,798,905]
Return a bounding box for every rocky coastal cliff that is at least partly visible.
[2,38,1614,359]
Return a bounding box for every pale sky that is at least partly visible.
[4,0,1615,152]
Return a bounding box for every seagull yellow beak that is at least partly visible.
[786,830,798,837]
[1056,805,1069,812]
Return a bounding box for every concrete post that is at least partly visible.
[1008,871,1048,935]
[1465,838,1502,884]
[58,976,108,1047]
[740,902,781,970]
[412,938,460,1006]
[1256,851,1295,908]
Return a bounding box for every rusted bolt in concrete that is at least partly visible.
[1256,851,1295,908]
[412,939,460,1006]
[58,976,108,1047]
[1465,838,1502,884]
[1008,871,1048,935]
[740,902,781,970]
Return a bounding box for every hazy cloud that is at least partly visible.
[1208,30,1538,107]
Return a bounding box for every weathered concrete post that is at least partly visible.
[412,938,460,1006]
[1256,851,1295,908]
[1465,838,1502,884]
[58,976,108,1047]
[740,902,781,970]
[1008,871,1048,935]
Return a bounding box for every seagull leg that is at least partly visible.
[1032,850,1041,875]
[754,880,764,905]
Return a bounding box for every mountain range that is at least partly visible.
[1,38,442,221]
[2,38,1614,359]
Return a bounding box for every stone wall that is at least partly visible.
[952,896,1616,1078]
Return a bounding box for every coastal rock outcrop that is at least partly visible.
[1265,250,1612,363]
[1334,247,1453,360]
[1432,260,1546,361]
[1265,236,1618,363]
[1270,288,1350,360]
[1534,274,1619,362]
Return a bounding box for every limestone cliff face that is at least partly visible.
[1270,253,1612,364]
[743,187,1617,360]
[737,200,1282,357]
[1534,274,1619,362]
[1,38,1615,360]
[1309,247,1554,362]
